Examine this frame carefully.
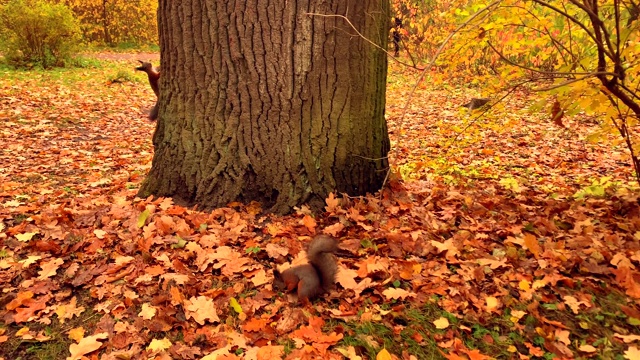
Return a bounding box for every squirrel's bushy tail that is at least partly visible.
[307,235,338,291]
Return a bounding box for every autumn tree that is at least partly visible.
[396,0,640,184]
[61,0,158,45]
[138,0,391,214]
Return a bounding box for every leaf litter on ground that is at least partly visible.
[0,57,639,359]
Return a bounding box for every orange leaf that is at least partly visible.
[523,233,540,258]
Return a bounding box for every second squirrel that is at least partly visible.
[273,235,338,305]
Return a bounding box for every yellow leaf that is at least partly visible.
[147,338,172,352]
[376,348,392,360]
[486,296,499,311]
[510,310,526,323]
[229,297,243,314]
[15,232,37,242]
[433,317,450,329]
[68,327,85,342]
[138,209,150,228]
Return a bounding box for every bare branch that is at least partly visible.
[304,12,425,71]
[486,41,618,78]
[529,0,612,58]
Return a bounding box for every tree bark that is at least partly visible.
[138,0,390,214]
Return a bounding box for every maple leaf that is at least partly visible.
[323,222,345,236]
[67,333,108,360]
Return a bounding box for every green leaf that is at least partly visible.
[137,209,150,228]
[171,236,186,249]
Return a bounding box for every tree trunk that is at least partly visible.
[138,0,390,214]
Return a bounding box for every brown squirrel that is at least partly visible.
[461,97,490,110]
[273,235,338,305]
[135,60,160,120]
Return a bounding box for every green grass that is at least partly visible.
[0,292,101,360]
[323,284,636,359]
[0,56,148,87]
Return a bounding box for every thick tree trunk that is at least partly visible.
[138,0,390,214]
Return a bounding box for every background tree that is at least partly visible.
[61,0,158,46]
[138,0,391,214]
[393,0,640,185]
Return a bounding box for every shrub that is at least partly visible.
[0,0,81,68]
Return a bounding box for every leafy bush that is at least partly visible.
[0,0,81,68]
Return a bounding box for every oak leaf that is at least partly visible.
[68,327,84,342]
[325,192,340,213]
[138,303,157,320]
[184,296,219,325]
[147,337,172,351]
[625,346,640,360]
[55,297,85,324]
[578,344,597,353]
[302,214,316,232]
[67,333,108,360]
[382,287,416,300]
[15,232,37,242]
[38,258,64,279]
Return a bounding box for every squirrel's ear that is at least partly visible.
[273,269,281,277]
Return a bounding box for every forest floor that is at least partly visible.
[0,55,639,360]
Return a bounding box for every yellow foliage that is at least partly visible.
[53,0,157,45]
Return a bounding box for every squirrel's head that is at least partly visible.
[135,60,154,72]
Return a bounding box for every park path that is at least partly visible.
[90,52,159,61]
